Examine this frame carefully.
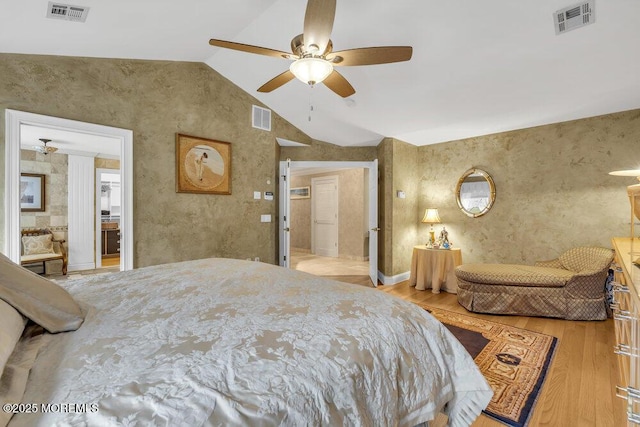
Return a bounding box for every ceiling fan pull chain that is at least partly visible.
[308,85,314,122]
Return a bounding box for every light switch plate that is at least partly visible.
[260,214,271,223]
[254,191,261,200]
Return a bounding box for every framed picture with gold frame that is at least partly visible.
[176,133,231,194]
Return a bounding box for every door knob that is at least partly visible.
[371,227,381,231]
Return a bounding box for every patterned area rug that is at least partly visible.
[422,306,558,427]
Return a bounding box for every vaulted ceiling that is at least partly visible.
[3,0,639,147]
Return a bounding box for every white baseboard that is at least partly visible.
[68,262,96,272]
[378,271,410,286]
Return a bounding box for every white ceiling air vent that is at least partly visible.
[47,2,90,23]
[554,1,595,35]
[252,105,271,131]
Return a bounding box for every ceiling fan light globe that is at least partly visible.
[289,57,333,86]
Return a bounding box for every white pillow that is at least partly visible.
[0,299,27,374]
[0,252,84,333]
[21,234,55,255]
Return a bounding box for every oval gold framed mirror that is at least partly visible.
[455,168,496,218]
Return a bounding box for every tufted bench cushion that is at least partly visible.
[455,264,575,287]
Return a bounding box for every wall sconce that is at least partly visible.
[421,208,441,247]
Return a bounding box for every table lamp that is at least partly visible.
[421,208,441,247]
[609,169,640,253]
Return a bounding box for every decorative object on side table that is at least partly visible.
[421,208,441,247]
[439,226,451,249]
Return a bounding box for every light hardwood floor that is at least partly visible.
[292,253,625,426]
[101,256,120,267]
[380,281,625,426]
[291,250,374,287]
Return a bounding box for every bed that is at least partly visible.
[0,254,492,427]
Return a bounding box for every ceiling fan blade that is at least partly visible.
[328,46,413,66]
[209,39,292,59]
[323,70,355,98]
[257,70,296,93]
[303,0,336,54]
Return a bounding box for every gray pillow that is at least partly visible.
[0,252,84,333]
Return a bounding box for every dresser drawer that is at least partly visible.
[612,238,640,425]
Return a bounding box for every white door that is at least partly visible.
[278,160,291,268]
[368,159,379,286]
[312,176,338,258]
[68,155,96,271]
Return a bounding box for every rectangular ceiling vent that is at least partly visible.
[554,1,595,35]
[47,2,90,23]
[252,105,271,131]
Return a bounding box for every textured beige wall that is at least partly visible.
[95,157,120,170]
[290,169,367,260]
[416,109,640,266]
[377,139,392,276]
[375,138,420,277]
[4,55,638,274]
[280,139,377,162]
[0,53,310,267]
[391,139,420,276]
[289,176,312,250]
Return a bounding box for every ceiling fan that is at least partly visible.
[209,0,412,98]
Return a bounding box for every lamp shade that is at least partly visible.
[289,57,334,85]
[629,184,640,220]
[421,208,441,224]
[609,169,640,181]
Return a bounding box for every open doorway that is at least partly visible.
[96,169,121,269]
[289,169,369,284]
[5,110,133,272]
[279,160,379,287]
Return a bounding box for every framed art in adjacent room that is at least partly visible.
[290,186,310,199]
[176,133,231,194]
[20,173,45,212]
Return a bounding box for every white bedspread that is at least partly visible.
[9,258,491,427]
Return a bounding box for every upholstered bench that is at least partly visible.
[455,246,614,320]
[20,229,68,275]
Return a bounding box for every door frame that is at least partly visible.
[95,168,120,268]
[4,110,133,271]
[279,160,378,286]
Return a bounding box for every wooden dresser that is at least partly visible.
[612,237,640,425]
[101,229,121,257]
